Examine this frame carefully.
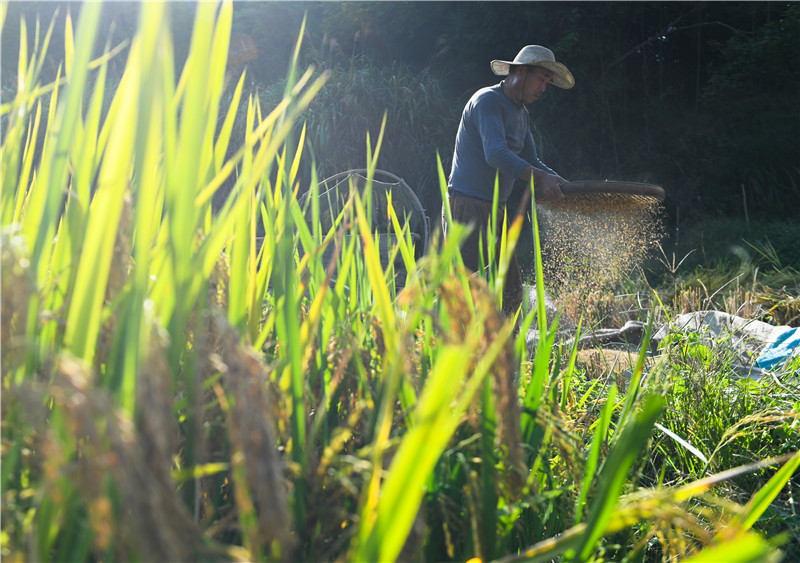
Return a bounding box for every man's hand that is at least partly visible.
[538,172,565,201]
[515,168,565,220]
[523,167,565,201]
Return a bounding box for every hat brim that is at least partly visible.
[490,59,575,89]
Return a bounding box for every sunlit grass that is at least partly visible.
[1,2,797,562]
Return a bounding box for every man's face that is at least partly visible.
[522,66,555,103]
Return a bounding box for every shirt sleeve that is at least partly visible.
[472,95,532,181]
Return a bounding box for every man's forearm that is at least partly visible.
[520,166,556,187]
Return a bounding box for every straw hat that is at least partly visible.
[491,45,574,89]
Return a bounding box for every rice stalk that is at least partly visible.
[498,453,798,562]
[2,353,241,561]
[202,310,293,559]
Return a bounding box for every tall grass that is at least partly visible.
[1,2,797,561]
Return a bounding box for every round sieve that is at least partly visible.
[551,180,665,206]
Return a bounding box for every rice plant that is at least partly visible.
[1,2,797,562]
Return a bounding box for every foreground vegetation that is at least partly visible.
[2,3,798,561]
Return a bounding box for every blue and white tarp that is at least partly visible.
[755,326,800,371]
[653,311,799,379]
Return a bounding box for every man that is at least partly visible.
[443,45,574,320]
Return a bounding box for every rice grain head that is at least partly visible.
[1,231,36,375]
[40,355,237,561]
[201,310,294,557]
[432,270,525,495]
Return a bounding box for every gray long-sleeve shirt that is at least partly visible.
[448,83,555,203]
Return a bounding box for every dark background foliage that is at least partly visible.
[3,1,799,262]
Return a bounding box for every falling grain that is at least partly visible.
[538,192,665,306]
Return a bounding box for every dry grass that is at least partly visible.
[574,348,640,383]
